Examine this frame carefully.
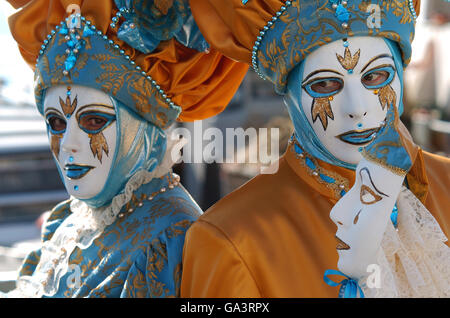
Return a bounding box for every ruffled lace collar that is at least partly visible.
[360,186,450,297]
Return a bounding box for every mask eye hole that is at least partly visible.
[360,184,382,205]
[78,112,115,134]
[303,77,343,97]
[46,114,67,134]
[361,65,395,89]
[362,71,388,86]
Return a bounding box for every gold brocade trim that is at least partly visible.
[361,149,408,176]
[289,137,350,200]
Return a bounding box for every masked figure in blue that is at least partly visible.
[2,0,247,297]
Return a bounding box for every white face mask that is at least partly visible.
[43,85,117,199]
[301,36,401,165]
[329,163,401,279]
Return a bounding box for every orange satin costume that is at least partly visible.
[181,123,450,297]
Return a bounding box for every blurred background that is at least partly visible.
[0,0,449,293]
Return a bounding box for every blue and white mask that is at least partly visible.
[43,84,166,208]
[284,37,404,169]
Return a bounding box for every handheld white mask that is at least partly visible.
[329,163,402,279]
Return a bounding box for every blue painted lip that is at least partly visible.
[64,164,94,180]
[336,127,380,145]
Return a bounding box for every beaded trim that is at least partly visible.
[248,0,417,80]
[36,12,177,110]
[118,173,181,218]
[289,136,350,199]
[250,1,292,79]
[118,173,180,218]
[407,0,418,21]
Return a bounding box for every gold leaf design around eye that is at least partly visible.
[311,97,334,130]
[89,132,109,163]
[336,47,361,70]
[378,84,397,110]
[59,95,77,117]
[50,134,62,159]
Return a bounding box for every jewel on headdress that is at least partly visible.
[335,4,350,23]
[82,25,95,37]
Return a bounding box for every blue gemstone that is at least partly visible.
[74,39,85,50]
[64,54,77,71]
[294,143,303,155]
[82,24,94,36]
[305,157,316,170]
[67,40,76,48]
[74,185,79,191]
[358,147,363,152]
[340,189,346,197]
[390,205,398,228]
[335,4,350,23]
[319,173,335,183]
[59,25,68,35]
[69,156,74,163]
[348,69,353,74]
[343,41,349,47]
[357,123,363,128]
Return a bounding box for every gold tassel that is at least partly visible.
[311,97,334,130]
